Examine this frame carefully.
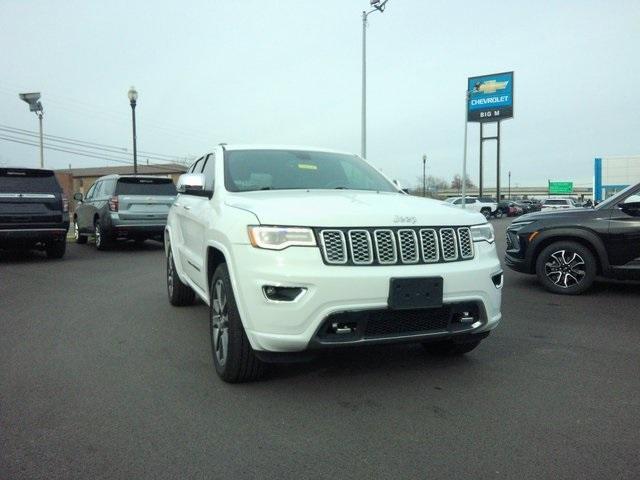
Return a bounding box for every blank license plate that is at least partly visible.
[388,277,443,310]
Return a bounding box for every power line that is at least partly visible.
[0,124,182,160]
[0,134,186,172]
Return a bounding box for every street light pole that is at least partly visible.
[128,86,139,175]
[461,91,469,209]
[508,170,511,200]
[361,0,390,159]
[19,92,44,168]
[422,154,427,197]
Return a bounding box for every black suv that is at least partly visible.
[505,182,640,294]
[0,167,69,258]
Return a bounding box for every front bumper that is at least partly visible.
[229,241,503,352]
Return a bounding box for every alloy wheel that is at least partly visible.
[211,279,229,366]
[544,249,586,288]
[95,223,101,248]
[74,221,79,240]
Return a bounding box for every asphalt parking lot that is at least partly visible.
[1,217,639,480]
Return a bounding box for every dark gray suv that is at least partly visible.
[73,175,176,249]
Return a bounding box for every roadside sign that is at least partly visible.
[467,71,514,123]
[548,181,574,194]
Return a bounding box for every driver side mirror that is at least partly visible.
[176,173,212,198]
[619,194,640,216]
[73,192,83,202]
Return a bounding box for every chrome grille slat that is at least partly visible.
[397,229,419,264]
[317,227,474,265]
[457,227,474,259]
[319,230,347,264]
[348,230,373,264]
[439,228,458,261]
[419,228,439,263]
[374,229,397,264]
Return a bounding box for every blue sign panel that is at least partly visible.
[467,71,514,122]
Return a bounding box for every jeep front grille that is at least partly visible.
[317,227,474,266]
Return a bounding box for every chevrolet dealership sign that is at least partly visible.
[467,71,514,122]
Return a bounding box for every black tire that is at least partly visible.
[481,208,491,220]
[94,220,110,250]
[74,219,87,244]
[210,263,265,383]
[535,241,596,295]
[45,239,66,259]
[422,338,482,356]
[166,249,195,306]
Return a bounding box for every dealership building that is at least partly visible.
[594,156,640,201]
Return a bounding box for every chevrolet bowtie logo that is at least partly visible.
[474,80,509,94]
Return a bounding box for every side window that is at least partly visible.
[453,198,462,205]
[202,153,215,191]
[93,182,103,198]
[85,183,97,199]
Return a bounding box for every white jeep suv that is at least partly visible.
[165,146,503,382]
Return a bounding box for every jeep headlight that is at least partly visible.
[470,223,495,243]
[247,226,317,250]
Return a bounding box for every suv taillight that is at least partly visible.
[62,194,69,213]
[109,196,119,212]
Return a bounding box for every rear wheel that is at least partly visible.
[94,220,110,250]
[45,239,66,259]
[74,220,87,244]
[210,263,265,383]
[166,249,195,306]
[535,241,596,295]
[481,208,491,220]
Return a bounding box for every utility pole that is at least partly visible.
[360,0,391,159]
[422,154,427,197]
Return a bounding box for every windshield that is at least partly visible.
[115,177,176,195]
[0,168,61,193]
[595,184,637,210]
[224,150,397,193]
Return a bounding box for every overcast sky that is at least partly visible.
[1,0,639,189]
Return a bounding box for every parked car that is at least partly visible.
[0,167,69,258]
[505,182,640,294]
[517,199,540,213]
[73,175,176,249]
[166,146,503,382]
[497,201,522,217]
[445,196,497,219]
[513,201,534,214]
[540,198,575,211]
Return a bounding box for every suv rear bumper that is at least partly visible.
[0,226,68,246]
[229,242,502,353]
[102,214,166,238]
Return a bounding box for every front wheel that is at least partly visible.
[167,249,195,306]
[74,220,87,244]
[535,241,597,295]
[210,263,265,383]
[481,208,491,220]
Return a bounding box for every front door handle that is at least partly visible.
[183,205,191,211]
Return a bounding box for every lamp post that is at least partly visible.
[19,92,44,168]
[422,154,427,197]
[508,170,511,200]
[361,0,390,159]
[128,86,139,174]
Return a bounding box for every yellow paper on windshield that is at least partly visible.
[298,164,318,170]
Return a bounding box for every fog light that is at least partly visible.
[263,286,305,302]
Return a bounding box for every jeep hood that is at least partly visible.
[225,190,486,227]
